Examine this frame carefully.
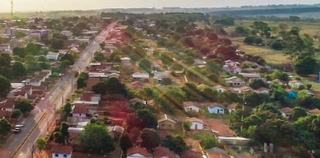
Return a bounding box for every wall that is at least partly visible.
[52,153,72,158]
[208,107,225,114]
[72,113,87,118]
[158,120,175,130]
[190,122,204,130]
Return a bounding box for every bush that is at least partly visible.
[183,121,191,131]
[291,146,310,158]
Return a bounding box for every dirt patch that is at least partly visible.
[185,138,202,152]
[203,118,236,137]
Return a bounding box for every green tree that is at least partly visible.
[62,103,72,114]
[136,109,158,129]
[14,31,26,38]
[183,121,191,131]
[12,62,27,78]
[243,36,255,44]
[100,42,106,49]
[53,131,65,144]
[80,123,115,153]
[291,107,308,121]
[162,135,188,153]
[294,56,317,76]
[51,39,64,49]
[253,36,263,45]
[0,75,11,94]
[291,146,310,158]
[271,39,285,50]
[11,109,22,118]
[59,60,71,70]
[270,70,289,82]
[234,26,249,36]
[60,122,69,138]
[161,78,172,85]
[249,79,268,90]
[0,118,12,136]
[119,132,133,154]
[15,98,34,113]
[141,128,161,151]
[12,47,26,58]
[94,52,106,61]
[36,138,47,152]
[92,82,108,94]
[104,77,128,96]
[138,58,152,73]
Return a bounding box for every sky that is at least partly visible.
[0,0,319,12]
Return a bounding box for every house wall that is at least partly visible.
[1,108,13,112]
[190,122,204,130]
[208,107,225,114]
[30,82,41,86]
[51,153,72,158]
[216,88,226,93]
[46,55,59,60]
[228,109,235,113]
[127,153,147,158]
[227,82,245,87]
[184,106,200,112]
[158,120,175,130]
[72,113,87,118]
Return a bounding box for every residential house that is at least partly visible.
[225,76,245,87]
[239,86,254,93]
[84,78,101,92]
[280,107,292,118]
[0,44,11,52]
[194,59,206,68]
[213,85,227,93]
[46,52,60,60]
[61,30,73,37]
[80,92,101,102]
[238,73,261,79]
[108,125,125,140]
[217,137,250,145]
[207,103,225,114]
[51,145,73,158]
[121,57,132,67]
[153,147,176,158]
[131,81,144,89]
[158,114,176,130]
[0,99,15,118]
[226,103,237,113]
[132,73,150,80]
[186,117,204,130]
[223,60,241,74]
[71,104,88,118]
[206,147,230,158]
[288,80,303,87]
[25,78,42,86]
[153,71,170,81]
[272,79,285,85]
[127,146,149,158]
[255,87,269,94]
[309,108,320,115]
[184,102,200,112]
[41,69,52,78]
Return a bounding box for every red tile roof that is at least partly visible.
[180,149,203,158]
[153,147,176,158]
[226,103,237,109]
[208,102,224,108]
[0,110,13,117]
[186,117,204,124]
[0,99,15,109]
[280,107,292,114]
[127,146,149,157]
[309,108,320,115]
[85,78,101,91]
[51,145,73,154]
[73,104,88,114]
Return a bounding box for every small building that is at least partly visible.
[0,44,11,52]
[255,87,269,94]
[239,86,254,93]
[127,146,149,158]
[46,52,60,60]
[186,117,204,130]
[225,76,245,87]
[131,81,144,89]
[213,85,227,93]
[71,104,88,118]
[184,102,200,112]
[309,108,320,115]
[207,103,225,114]
[153,71,170,81]
[121,57,132,67]
[51,145,73,158]
[132,72,149,80]
[238,73,261,79]
[153,146,176,158]
[158,114,176,130]
[280,107,292,118]
[217,137,250,146]
[226,103,237,113]
[288,80,303,87]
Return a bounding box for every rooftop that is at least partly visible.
[186,117,204,124]
[158,114,176,124]
[51,145,73,154]
[153,146,176,158]
[127,146,149,157]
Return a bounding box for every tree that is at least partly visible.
[0,75,11,94]
[279,23,289,31]
[14,31,26,38]
[253,36,263,45]
[92,82,108,94]
[12,62,27,78]
[36,138,47,152]
[270,70,289,82]
[0,119,12,136]
[53,131,65,144]
[138,58,152,73]
[51,39,64,49]
[136,109,158,129]
[80,123,115,153]
[249,79,268,90]
[60,122,69,138]
[271,39,285,50]
[141,128,161,151]
[244,36,255,44]
[162,135,188,153]
[94,52,106,61]
[291,145,310,158]
[126,114,145,131]
[291,107,308,121]
[234,26,249,36]
[11,109,22,118]
[183,121,191,131]
[62,103,72,114]
[104,77,128,96]
[15,98,34,113]
[119,132,133,154]
[294,56,317,76]
[13,47,26,58]
[100,42,106,49]
[60,54,75,65]
[161,78,172,85]
[59,60,71,70]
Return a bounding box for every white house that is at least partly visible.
[25,78,42,86]
[207,103,225,114]
[238,73,261,79]
[127,146,149,158]
[46,52,60,60]
[288,80,303,87]
[153,71,170,81]
[225,76,246,87]
[52,145,73,158]
[0,44,11,52]
[121,57,132,67]
[280,107,293,118]
[213,85,227,93]
[186,117,204,130]
[226,103,237,113]
[132,72,149,79]
[183,102,200,112]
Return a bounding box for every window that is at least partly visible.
[55,154,59,157]
[64,154,68,157]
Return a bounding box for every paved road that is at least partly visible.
[0,22,116,158]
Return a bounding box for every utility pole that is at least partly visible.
[240,92,246,132]
[11,0,13,20]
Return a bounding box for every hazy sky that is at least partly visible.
[0,0,319,12]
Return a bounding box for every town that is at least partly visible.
[1,3,320,158]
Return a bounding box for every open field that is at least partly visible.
[231,37,290,64]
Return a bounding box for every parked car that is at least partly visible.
[15,124,24,128]
[12,127,21,133]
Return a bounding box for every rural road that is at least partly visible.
[0,22,116,158]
